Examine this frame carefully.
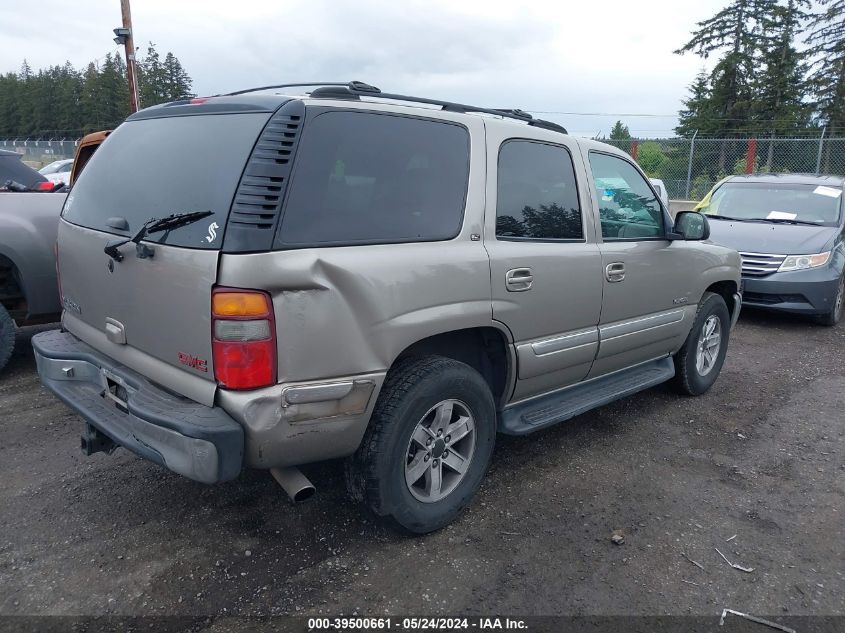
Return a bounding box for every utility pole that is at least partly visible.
[114,0,140,113]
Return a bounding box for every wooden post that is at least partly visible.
[631,140,638,161]
[120,0,140,113]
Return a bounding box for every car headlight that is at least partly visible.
[778,251,831,272]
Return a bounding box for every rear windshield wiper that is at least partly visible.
[104,210,213,262]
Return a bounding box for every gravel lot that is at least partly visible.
[1,311,843,621]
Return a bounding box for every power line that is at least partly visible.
[528,111,827,125]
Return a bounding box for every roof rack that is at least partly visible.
[222,81,567,134]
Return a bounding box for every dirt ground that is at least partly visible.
[0,310,843,622]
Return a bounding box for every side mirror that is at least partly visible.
[669,211,710,241]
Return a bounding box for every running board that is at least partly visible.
[499,357,675,435]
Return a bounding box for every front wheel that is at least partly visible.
[0,303,16,374]
[673,292,730,396]
[345,356,496,534]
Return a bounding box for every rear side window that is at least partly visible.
[275,111,470,247]
[496,140,583,240]
[62,113,271,249]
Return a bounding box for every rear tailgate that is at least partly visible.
[57,109,274,406]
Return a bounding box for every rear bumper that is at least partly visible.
[32,329,243,483]
[742,269,840,315]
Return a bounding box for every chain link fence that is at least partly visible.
[3,134,844,197]
[0,139,78,167]
[604,135,845,201]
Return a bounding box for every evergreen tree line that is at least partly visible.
[674,0,845,140]
[0,43,194,138]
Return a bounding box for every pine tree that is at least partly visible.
[609,120,631,140]
[0,73,21,136]
[676,70,716,136]
[79,61,103,133]
[96,53,130,128]
[806,0,845,148]
[162,52,194,100]
[137,43,195,106]
[54,62,83,135]
[137,42,165,107]
[754,0,811,168]
[675,0,767,168]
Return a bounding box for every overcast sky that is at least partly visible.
[0,0,728,137]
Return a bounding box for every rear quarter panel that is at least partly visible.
[216,112,496,384]
[0,192,65,318]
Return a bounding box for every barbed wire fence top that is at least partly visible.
[0,138,80,166]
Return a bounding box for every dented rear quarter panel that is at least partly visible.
[0,192,65,320]
[216,111,497,467]
[216,111,497,386]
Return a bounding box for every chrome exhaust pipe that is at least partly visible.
[270,467,316,503]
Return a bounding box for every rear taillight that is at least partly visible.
[211,287,276,390]
[35,181,55,191]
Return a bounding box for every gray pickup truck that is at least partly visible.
[0,177,65,372]
[33,83,742,533]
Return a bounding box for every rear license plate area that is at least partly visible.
[100,368,129,413]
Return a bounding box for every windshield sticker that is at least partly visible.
[813,186,842,198]
[205,221,219,243]
[767,211,798,220]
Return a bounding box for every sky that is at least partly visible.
[0,0,729,137]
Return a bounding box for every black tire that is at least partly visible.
[814,274,844,327]
[673,292,730,396]
[0,303,15,374]
[345,355,496,534]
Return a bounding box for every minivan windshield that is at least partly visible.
[62,113,271,249]
[700,182,842,227]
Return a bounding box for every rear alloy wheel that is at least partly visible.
[404,399,477,503]
[815,274,844,327]
[673,292,730,396]
[345,356,495,534]
[0,303,15,374]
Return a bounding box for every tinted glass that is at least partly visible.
[589,152,663,240]
[0,155,47,189]
[277,111,469,247]
[62,113,271,249]
[496,141,582,240]
[701,182,841,226]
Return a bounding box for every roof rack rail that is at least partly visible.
[223,81,380,97]
[222,81,568,134]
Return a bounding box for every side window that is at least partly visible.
[277,111,470,247]
[588,152,663,240]
[496,140,583,240]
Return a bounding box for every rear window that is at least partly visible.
[0,155,47,189]
[275,111,470,247]
[62,113,271,248]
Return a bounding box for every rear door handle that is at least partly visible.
[506,267,534,292]
[605,262,625,283]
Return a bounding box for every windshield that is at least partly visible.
[62,112,271,249]
[40,160,71,175]
[701,182,842,226]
